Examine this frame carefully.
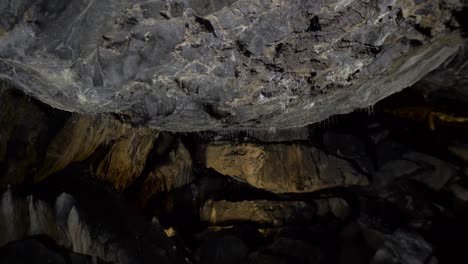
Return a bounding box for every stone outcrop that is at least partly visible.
[0,88,160,191]
[416,39,468,104]
[94,128,157,191]
[200,200,315,226]
[37,114,159,191]
[0,0,464,131]
[0,189,181,264]
[201,143,368,193]
[139,140,193,205]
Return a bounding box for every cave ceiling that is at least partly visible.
[0,0,466,131]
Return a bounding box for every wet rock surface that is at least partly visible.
[0,0,465,131]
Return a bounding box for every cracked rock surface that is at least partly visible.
[0,0,465,131]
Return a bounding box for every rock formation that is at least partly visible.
[1,1,468,264]
[201,143,369,193]
[0,0,465,131]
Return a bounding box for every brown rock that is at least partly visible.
[36,115,128,181]
[200,200,315,227]
[95,131,157,191]
[36,114,158,191]
[0,89,160,189]
[202,143,368,193]
[139,141,193,204]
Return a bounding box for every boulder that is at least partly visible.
[94,129,157,191]
[0,86,161,190]
[202,143,368,193]
[139,140,193,205]
[200,200,315,227]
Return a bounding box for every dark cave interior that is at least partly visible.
[2,83,468,264]
[2,0,468,263]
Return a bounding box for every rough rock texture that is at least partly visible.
[94,128,156,191]
[139,140,193,205]
[0,0,464,131]
[0,88,160,191]
[200,200,315,226]
[417,40,468,104]
[38,114,159,190]
[201,143,368,193]
[0,188,181,264]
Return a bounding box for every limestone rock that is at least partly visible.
[94,130,157,191]
[202,143,368,193]
[200,200,315,227]
[139,140,193,204]
[0,87,160,190]
[0,0,464,131]
[0,187,180,264]
[417,40,468,105]
[36,114,158,190]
